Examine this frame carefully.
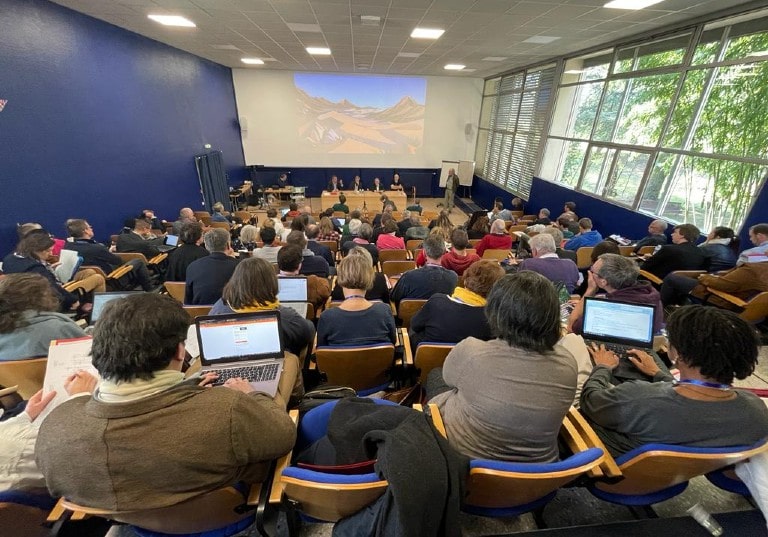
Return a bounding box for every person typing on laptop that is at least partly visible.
[567,253,663,336]
[35,293,298,512]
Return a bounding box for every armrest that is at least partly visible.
[148,253,168,265]
[560,413,604,479]
[426,403,447,438]
[672,270,706,279]
[706,287,746,308]
[566,408,622,480]
[399,328,414,365]
[638,270,662,286]
[268,409,300,504]
[62,281,83,293]
[107,264,133,280]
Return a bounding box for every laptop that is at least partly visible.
[581,297,667,381]
[90,291,143,325]
[157,234,179,252]
[281,208,290,218]
[278,276,309,318]
[195,311,285,396]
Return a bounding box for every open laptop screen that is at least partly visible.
[278,277,309,302]
[165,234,179,247]
[196,312,283,364]
[582,297,655,346]
[91,292,143,324]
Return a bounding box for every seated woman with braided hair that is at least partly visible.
[580,305,768,457]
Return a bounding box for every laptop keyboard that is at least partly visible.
[208,363,280,386]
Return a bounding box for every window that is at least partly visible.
[474,64,556,197]
[539,10,768,231]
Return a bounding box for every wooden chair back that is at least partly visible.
[638,269,662,286]
[332,211,346,218]
[280,472,387,522]
[193,211,211,219]
[397,299,427,329]
[468,239,482,248]
[637,246,656,256]
[315,344,394,392]
[163,281,186,303]
[414,344,454,382]
[234,211,252,222]
[511,210,524,219]
[199,215,212,226]
[317,240,338,254]
[593,439,768,497]
[521,215,537,222]
[422,211,439,221]
[209,222,231,230]
[706,289,768,323]
[508,225,528,236]
[183,305,212,320]
[115,252,147,264]
[575,247,594,270]
[481,249,510,261]
[378,249,409,263]
[380,260,416,278]
[0,358,47,399]
[619,245,635,257]
[405,239,423,254]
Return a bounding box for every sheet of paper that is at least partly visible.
[40,337,99,420]
[54,249,80,283]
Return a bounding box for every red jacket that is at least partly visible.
[441,249,480,276]
[476,233,512,257]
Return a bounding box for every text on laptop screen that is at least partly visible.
[281,208,290,217]
[198,316,282,362]
[582,299,654,344]
[165,234,179,246]
[91,292,141,323]
[278,277,309,302]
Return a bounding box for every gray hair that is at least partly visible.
[543,226,564,246]
[423,234,447,260]
[491,219,506,234]
[650,219,668,233]
[402,210,411,220]
[540,208,550,217]
[348,218,362,235]
[203,228,230,252]
[240,224,259,244]
[410,212,421,224]
[359,223,373,241]
[595,253,639,289]
[529,233,556,255]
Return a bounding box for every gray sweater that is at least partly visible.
[430,337,577,462]
[580,366,768,457]
[0,311,86,361]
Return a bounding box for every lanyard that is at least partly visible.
[675,379,731,391]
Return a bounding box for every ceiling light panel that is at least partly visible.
[306,47,332,55]
[604,0,666,9]
[147,15,196,27]
[411,28,445,39]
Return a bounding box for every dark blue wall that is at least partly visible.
[472,176,768,246]
[0,0,245,253]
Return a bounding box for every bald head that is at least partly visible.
[179,208,194,219]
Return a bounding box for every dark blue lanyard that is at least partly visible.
[676,379,731,390]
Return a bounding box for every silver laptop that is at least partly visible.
[278,276,309,318]
[90,291,143,326]
[582,297,666,381]
[195,311,285,396]
[157,234,179,252]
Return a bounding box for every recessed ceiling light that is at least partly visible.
[398,52,421,58]
[411,28,445,39]
[147,15,195,27]
[241,58,264,65]
[444,64,465,70]
[360,15,381,27]
[286,23,322,33]
[482,56,507,62]
[604,0,665,9]
[523,35,560,44]
[306,47,332,55]
[211,44,240,50]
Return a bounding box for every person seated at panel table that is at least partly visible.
[441,229,480,276]
[351,175,364,192]
[331,194,349,215]
[475,219,512,257]
[425,271,578,461]
[331,246,389,303]
[327,175,343,192]
[0,274,86,361]
[277,172,291,188]
[36,293,300,513]
[563,217,603,251]
[369,177,383,193]
[409,260,504,351]
[632,219,668,254]
[639,223,708,280]
[580,305,768,457]
[567,253,664,336]
[390,173,405,191]
[316,250,396,347]
[2,230,105,313]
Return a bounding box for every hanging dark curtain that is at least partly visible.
[194,150,229,212]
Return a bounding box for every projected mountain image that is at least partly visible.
[294,76,426,155]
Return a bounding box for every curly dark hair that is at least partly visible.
[667,305,758,384]
[0,274,61,333]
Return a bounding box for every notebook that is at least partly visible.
[278,276,309,318]
[90,291,143,325]
[157,234,179,252]
[195,311,285,396]
[581,297,666,381]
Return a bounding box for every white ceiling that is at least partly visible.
[51,0,758,78]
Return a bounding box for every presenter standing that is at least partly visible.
[441,168,459,212]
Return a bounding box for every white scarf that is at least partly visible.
[96,370,186,403]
